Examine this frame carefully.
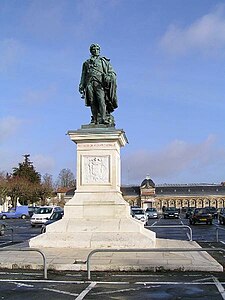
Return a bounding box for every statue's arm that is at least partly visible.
[101,58,117,87]
[79,62,87,94]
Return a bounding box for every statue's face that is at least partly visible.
[90,45,100,56]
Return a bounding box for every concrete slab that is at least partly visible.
[0,238,223,273]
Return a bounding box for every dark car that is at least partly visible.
[218,207,225,225]
[28,206,40,217]
[0,222,6,236]
[41,211,64,233]
[204,206,218,219]
[189,208,213,225]
[163,207,179,219]
[185,207,195,219]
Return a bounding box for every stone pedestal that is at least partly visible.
[29,126,156,248]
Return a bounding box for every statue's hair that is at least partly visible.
[90,43,100,51]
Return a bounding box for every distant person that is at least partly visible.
[79,44,118,126]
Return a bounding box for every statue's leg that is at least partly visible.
[87,84,98,124]
[96,88,107,124]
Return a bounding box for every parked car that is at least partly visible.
[0,222,6,236]
[185,207,195,219]
[189,208,213,225]
[28,206,40,217]
[0,206,29,220]
[145,208,158,219]
[204,206,218,219]
[41,211,64,233]
[30,206,63,227]
[218,207,225,225]
[163,207,179,219]
[131,208,147,223]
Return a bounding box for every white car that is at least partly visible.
[131,208,147,223]
[30,206,63,227]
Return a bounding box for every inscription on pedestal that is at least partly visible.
[82,155,110,184]
[77,142,116,150]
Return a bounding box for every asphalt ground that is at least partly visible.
[0,215,224,299]
[0,270,224,299]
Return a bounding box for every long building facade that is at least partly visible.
[121,176,225,211]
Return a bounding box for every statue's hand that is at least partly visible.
[79,84,84,94]
[103,74,111,87]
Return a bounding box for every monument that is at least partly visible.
[29,44,156,248]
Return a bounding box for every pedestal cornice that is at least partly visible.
[67,127,128,147]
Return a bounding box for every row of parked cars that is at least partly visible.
[131,206,181,222]
[130,205,225,226]
[0,205,64,234]
[130,206,159,223]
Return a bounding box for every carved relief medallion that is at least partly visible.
[82,155,110,184]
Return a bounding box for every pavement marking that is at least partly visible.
[92,285,158,295]
[0,279,87,284]
[193,277,215,282]
[43,287,79,297]
[212,276,225,300]
[0,272,41,276]
[75,282,96,300]
[135,281,225,285]
[151,220,158,226]
[9,282,34,288]
[112,274,164,277]
[0,242,13,246]
[0,279,225,286]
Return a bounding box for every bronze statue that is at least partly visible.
[79,44,118,126]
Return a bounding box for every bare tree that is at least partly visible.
[56,168,76,188]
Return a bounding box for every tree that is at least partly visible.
[12,154,41,184]
[56,168,76,188]
[7,155,42,207]
[0,171,8,206]
[38,173,55,206]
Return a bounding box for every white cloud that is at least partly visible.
[0,38,24,72]
[122,135,225,184]
[0,116,23,142]
[160,4,225,55]
[32,154,55,175]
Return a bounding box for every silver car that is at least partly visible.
[145,208,158,219]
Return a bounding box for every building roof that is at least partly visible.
[140,175,155,188]
[65,187,76,196]
[121,186,140,196]
[155,183,225,196]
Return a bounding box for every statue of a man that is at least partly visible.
[79,44,118,126]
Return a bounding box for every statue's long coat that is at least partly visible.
[80,56,118,113]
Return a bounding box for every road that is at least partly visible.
[0,218,40,246]
[0,214,224,299]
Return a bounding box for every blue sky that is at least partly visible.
[1,0,225,185]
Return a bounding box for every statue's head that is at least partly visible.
[90,43,100,55]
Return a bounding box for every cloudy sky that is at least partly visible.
[1,0,225,185]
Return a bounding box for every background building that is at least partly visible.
[122,176,225,211]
